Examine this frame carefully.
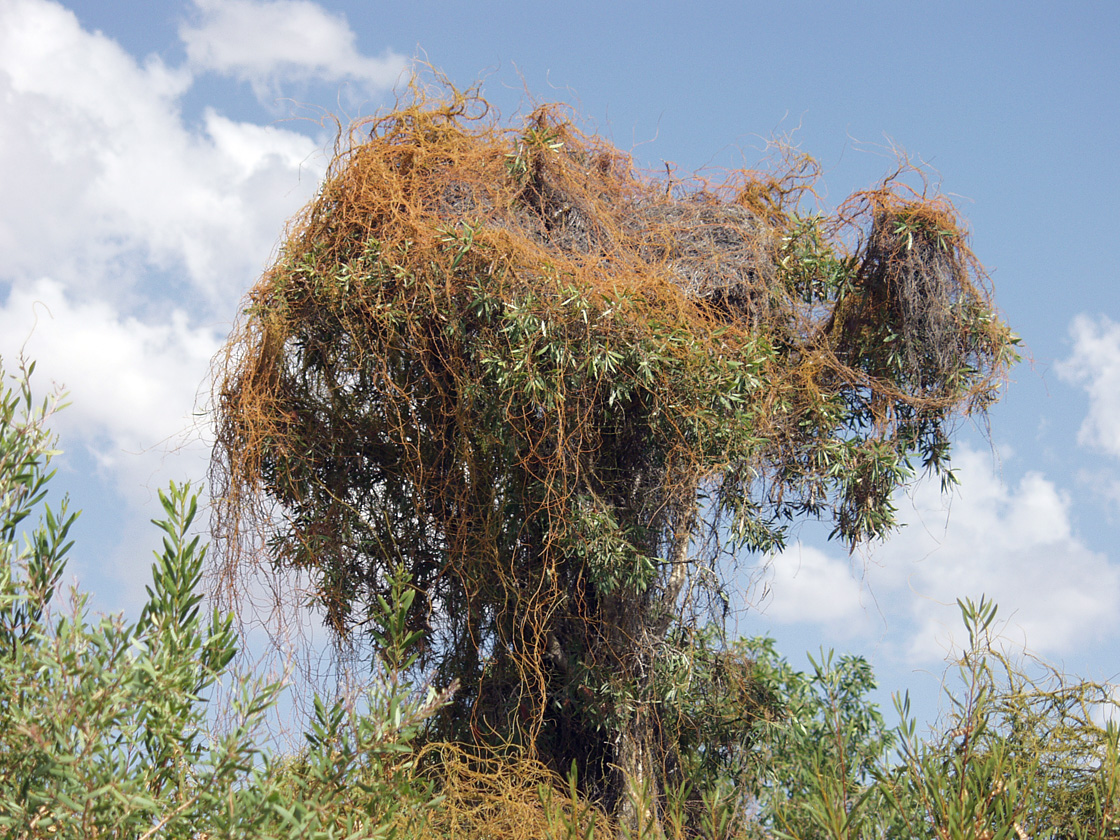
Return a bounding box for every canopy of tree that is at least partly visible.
[211,83,1017,830]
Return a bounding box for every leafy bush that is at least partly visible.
[879,598,1120,840]
[744,598,1120,840]
[0,357,449,838]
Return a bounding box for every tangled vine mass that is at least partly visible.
[211,84,1016,826]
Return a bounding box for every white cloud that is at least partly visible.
[0,279,220,496]
[754,447,1120,665]
[757,544,872,636]
[0,0,356,492]
[1056,314,1120,459]
[0,277,226,618]
[884,448,1119,661]
[0,0,401,617]
[181,0,408,101]
[0,0,327,313]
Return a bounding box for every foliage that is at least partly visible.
[0,357,449,838]
[744,598,1120,840]
[5,353,1120,840]
[741,642,893,840]
[878,598,1120,840]
[211,81,1017,830]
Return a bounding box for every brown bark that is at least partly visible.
[601,491,698,836]
[614,709,660,837]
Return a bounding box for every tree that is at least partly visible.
[212,84,1017,832]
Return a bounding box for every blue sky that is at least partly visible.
[2,0,1119,729]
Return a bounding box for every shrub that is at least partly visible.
[0,357,448,838]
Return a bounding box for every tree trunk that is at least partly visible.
[613,706,661,838]
[604,490,698,836]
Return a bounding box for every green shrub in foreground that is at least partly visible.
[0,358,447,838]
[739,598,1120,840]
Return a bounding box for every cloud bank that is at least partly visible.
[181,0,408,101]
[0,0,405,610]
[757,447,1119,664]
[1057,314,1120,460]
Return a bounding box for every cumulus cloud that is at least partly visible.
[0,279,221,496]
[0,0,343,480]
[0,0,327,313]
[755,448,1120,664]
[890,448,1119,660]
[756,544,873,637]
[1056,314,1120,459]
[0,0,405,616]
[181,0,408,100]
[0,277,227,616]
